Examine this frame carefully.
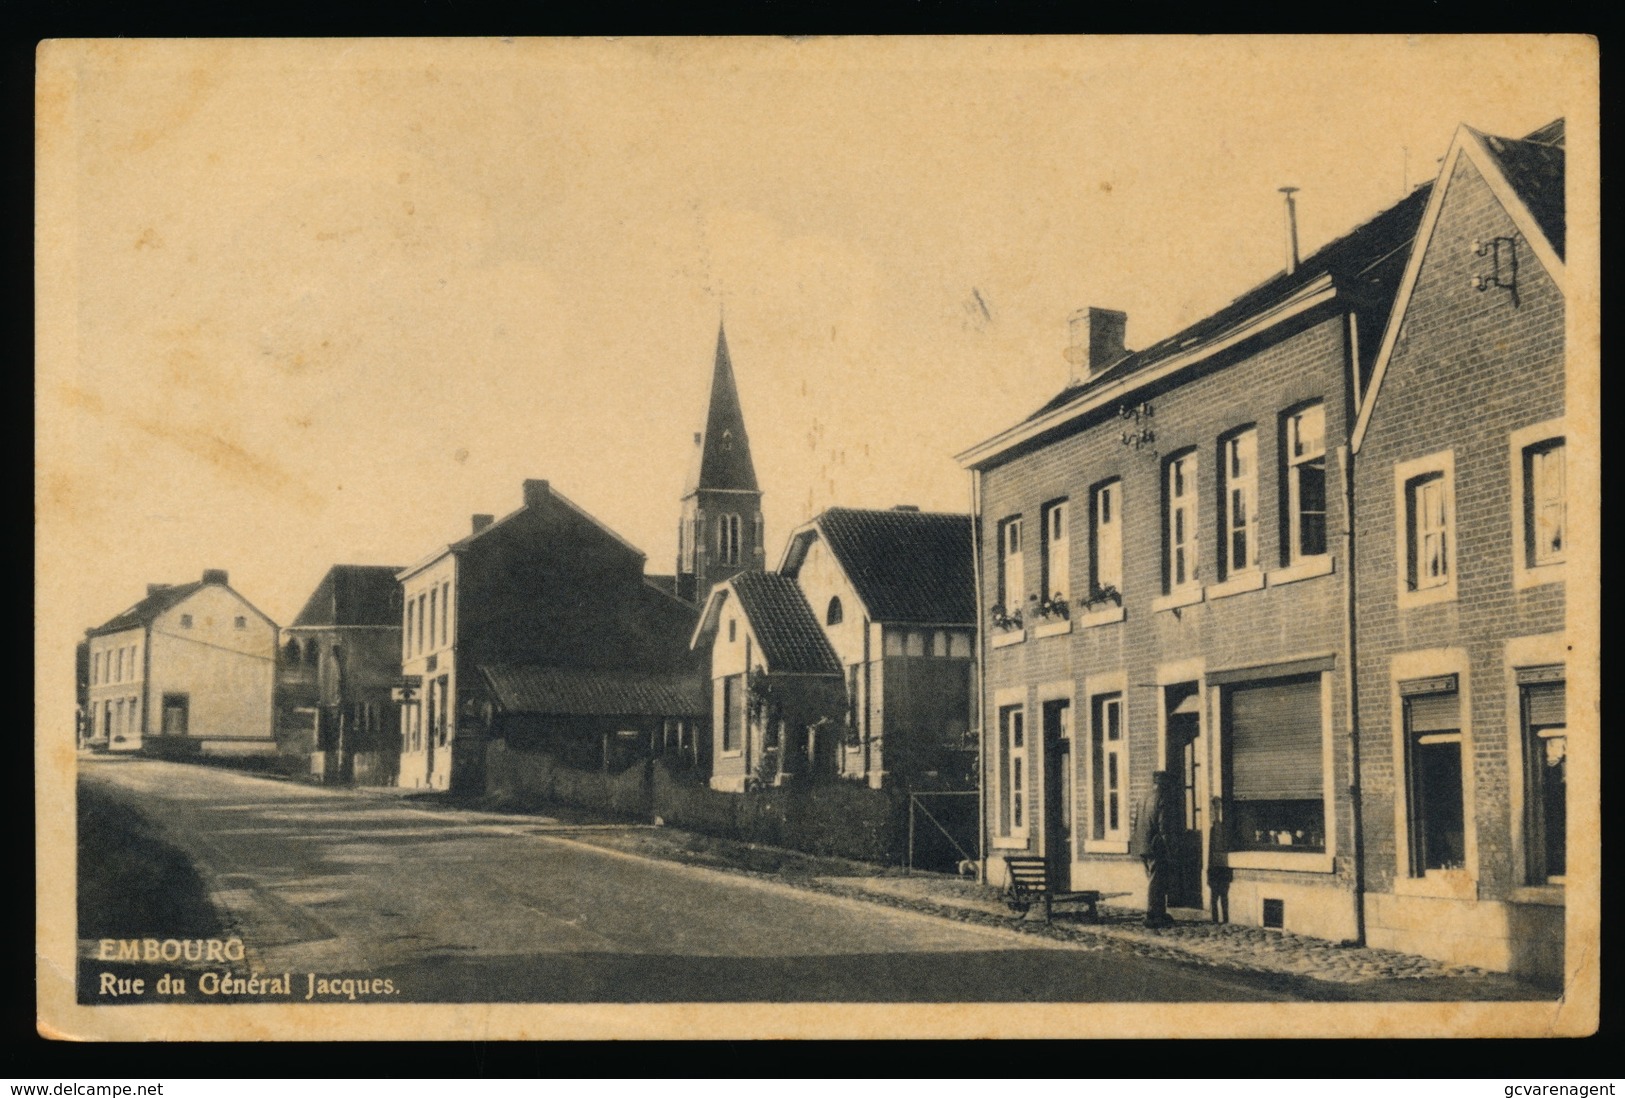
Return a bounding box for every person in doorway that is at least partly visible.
[1130,770,1177,928]
[1206,795,1232,924]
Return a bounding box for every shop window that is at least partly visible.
[1224,674,1325,852]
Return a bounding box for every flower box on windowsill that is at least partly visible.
[1032,618,1072,638]
[990,629,1026,648]
[1074,604,1126,628]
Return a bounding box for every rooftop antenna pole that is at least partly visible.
[1280,186,1301,276]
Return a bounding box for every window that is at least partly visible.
[1090,693,1127,842]
[91,652,99,686]
[1407,472,1451,592]
[429,588,438,651]
[1401,677,1466,875]
[998,517,1024,613]
[115,648,124,682]
[180,614,193,629]
[1224,675,1326,852]
[949,632,972,659]
[884,629,903,657]
[441,582,452,646]
[1091,480,1122,595]
[753,514,763,556]
[161,693,189,735]
[677,520,686,572]
[996,704,1028,839]
[905,631,926,657]
[1164,451,1199,590]
[721,674,741,753]
[405,601,415,658]
[1519,668,1566,883]
[1041,499,1070,603]
[719,514,742,565]
[846,665,861,743]
[1220,428,1258,576]
[1523,439,1566,567]
[1283,403,1327,561]
[931,630,948,657]
[127,697,138,739]
[234,615,247,630]
[826,597,843,626]
[727,618,736,644]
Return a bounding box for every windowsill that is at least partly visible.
[1398,582,1458,610]
[1208,571,1264,600]
[990,837,1029,851]
[1081,839,1130,855]
[1269,555,1334,587]
[1508,884,1565,907]
[1075,604,1126,628]
[1151,586,1204,614]
[720,750,744,759]
[1394,872,1478,900]
[1227,850,1334,873]
[990,629,1026,649]
[1032,618,1072,638]
[1513,562,1565,592]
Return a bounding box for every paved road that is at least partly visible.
[78,757,1312,1002]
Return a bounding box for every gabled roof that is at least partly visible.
[1352,120,1567,454]
[781,507,976,626]
[958,179,1431,471]
[683,323,760,497]
[479,664,706,718]
[290,565,405,628]
[87,582,205,637]
[692,571,841,675]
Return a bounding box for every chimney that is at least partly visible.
[1064,307,1128,386]
[522,479,550,509]
[201,569,229,586]
[146,583,172,598]
[1280,186,1301,275]
[471,514,494,535]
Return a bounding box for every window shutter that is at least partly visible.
[1227,676,1322,801]
[1405,692,1460,733]
[1523,681,1566,727]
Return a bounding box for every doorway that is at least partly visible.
[1164,684,1204,909]
[1042,699,1074,872]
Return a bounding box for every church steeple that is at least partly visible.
[677,322,764,603]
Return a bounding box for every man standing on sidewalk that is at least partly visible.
[1130,771,1176,928]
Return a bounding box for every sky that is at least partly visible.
[37,36,1593,678]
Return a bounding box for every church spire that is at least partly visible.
[677,321,764,604]
[684,322,759,498]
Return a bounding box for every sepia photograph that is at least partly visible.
[34,35,1598,1041]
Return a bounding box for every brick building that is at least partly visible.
[958,181,1430,942]
[1348,120,1569,982]
[277,564,405,785]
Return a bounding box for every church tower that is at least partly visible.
[677,323,764,603]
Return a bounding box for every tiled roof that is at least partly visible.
[1478,123,1565,260]
[643,574,680,599]
[1023,182,1434,424]
[480,664,707,718]
[801,508,976,625]
[727,571,841,675]
[290,565,405,628]
[87,582,204,637]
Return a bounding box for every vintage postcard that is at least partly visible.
[36,35,1599,1041]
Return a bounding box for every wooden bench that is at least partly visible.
[1002,855,1101,923]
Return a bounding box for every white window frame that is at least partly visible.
[1220,428,1259,578]
[1041,499,1070,604]
[1395,451,1458,609]
[1284,402,1328,563]
[998,516,1025,614]
[1088,691,1129,849]
[1511,419,1566,590]
[1091,479,1123,596]
[992,696,1029,845]
[1165,450,1200,592]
